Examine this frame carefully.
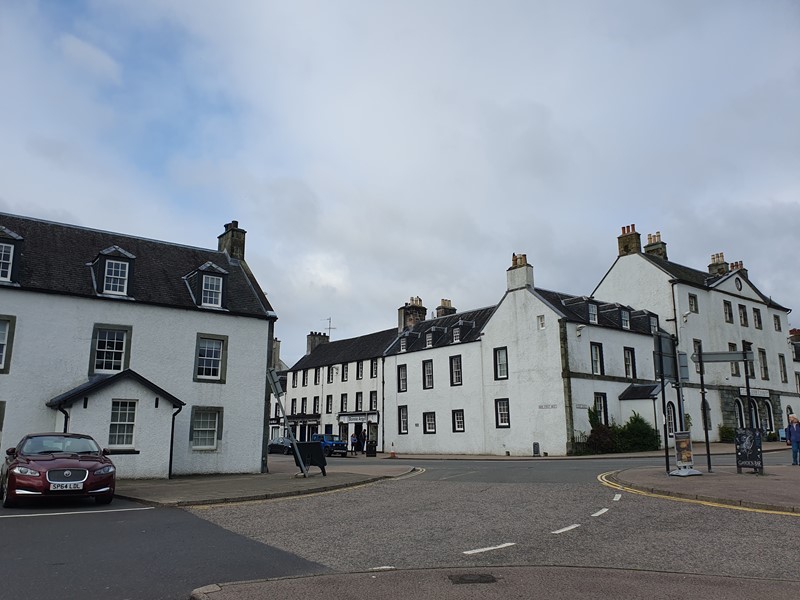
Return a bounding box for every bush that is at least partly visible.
[718,425,735,443]
[617,412,661,452]
[587,423,616,454]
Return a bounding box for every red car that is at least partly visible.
[1,432,116,508]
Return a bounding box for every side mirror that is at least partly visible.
[102,448,111,456]
[6,448,16,457]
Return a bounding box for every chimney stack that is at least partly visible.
[306,331,329,355]
[436,299,457,318]
[398,296,427,332]
[218,220,247,260]
[707,252,730,276]
[643,231,668,260]
[506,253,534,291]
[730,260,748,279]
[617,224,641,257]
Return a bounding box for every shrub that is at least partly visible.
[617,412,661,452]
[587,423,616,454]
[718,425,735,443]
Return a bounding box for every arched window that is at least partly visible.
[735,399,745,428]
[762,401,774,432]
[749,399,760,430]
[667,402,676,437]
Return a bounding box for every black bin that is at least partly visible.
[293,441,327,476]
[365,440,378,457]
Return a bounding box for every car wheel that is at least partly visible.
[324,447,332,457]
[1,477,16,509]
[95,492,114,505]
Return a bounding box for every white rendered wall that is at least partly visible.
[0,290,269,476]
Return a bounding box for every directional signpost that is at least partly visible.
[691,345,761,475]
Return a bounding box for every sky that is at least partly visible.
[1,0,799,365]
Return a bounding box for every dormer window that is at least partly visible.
[650,316,659,334]
[621,310,630,330]
[91,246,135,297]
[202,275,223,307]
[425,332,433,348]
[104,260,129,295]
[588,304,598,324]
[400,338,407,352]
[187,262,228,309]
[0,243,13,281]
[452,327,461,343]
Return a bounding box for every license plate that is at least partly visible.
[50,482,83,491]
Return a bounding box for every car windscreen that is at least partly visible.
[22,436,101,454]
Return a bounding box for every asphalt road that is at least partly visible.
[1,456,795,600]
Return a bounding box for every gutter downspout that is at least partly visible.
[670,281,686,430]
[169,405,183,479]
[59,407,70,433]
[559,319,575,454]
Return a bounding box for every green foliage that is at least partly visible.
[585,410,660,454]
[718,425,735,443]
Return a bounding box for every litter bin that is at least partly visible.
[366,440,378,457]
[293,441,327,476]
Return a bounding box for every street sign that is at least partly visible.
[690,351,753,363]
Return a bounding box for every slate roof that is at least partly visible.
[385,306,497,355]
[46,369,185,408]
[290,328,400,370]
[536,288,655,335]
[0,213,275,319]
[618,382,664,400]
[641,253,789,312]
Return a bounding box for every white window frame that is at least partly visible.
[624,347,636,379]
[688,294,698,314]
[452,409,465,433]
[723,301,733,323]
[779,354,788,383]
[398,406,408,434]
[93,327,129,374]
[494,347,508,380]
[620,310,630,330]
[355,392,363,412]
[423,411,436,434]
[191,408,221,450]
[103,259,129,295]
[666,401,676,437]
[0,243,13,281]
[356,361,364,380]
[423,359,434,389]
[450,355,462,386]
[109,399,136,447]
[758,348,769,380]
[729,343,740,377]
[452,327,461,343]
[594,393,608,425]
[369,391,377,411]
[196,335,226,382]
[588,304,598,324]
[370,358,378,378]
[398,364,407,392]
[753,308,762,330]
[738,304,748,327]
[201,274,223,307]
[0,317,12,373]
[341,363,348,382]
[400,338,407,352]
[591,343,604,375]
[774,315,782,332]
[495,399,510,428]
[425,332,433,348]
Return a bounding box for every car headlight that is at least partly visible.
[12,466,40,476]
[94,465,116,476]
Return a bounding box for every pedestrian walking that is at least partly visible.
[786,414,800,466]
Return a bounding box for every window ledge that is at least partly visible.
[107,448,140,455]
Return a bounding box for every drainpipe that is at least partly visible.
[59,407,70,433]
[168,405,183,479]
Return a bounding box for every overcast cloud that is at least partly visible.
[1,0,798,364]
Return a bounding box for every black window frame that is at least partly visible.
[494,399,510,428]
[398,405,408,434]
[623,346,636,379]
[89,323,133,376]
[452,409,465,433]
[449,355,462,386]
[194,333,229,384]
[397,364,407,392]
[493,347,509,380]
[422,359,434,389]
[590,342,604,376]
[0,315,16,375]
[422,411,436,434]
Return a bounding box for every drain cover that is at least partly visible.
[448,574,497,585]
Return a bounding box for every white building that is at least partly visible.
[0,214,277,478]
[285,254,664,456]
[594,224,799,440]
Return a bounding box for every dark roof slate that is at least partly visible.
[0,213,274,319]
[290,328,400,370]
[46,369,185,408]
[641,253,789,312]
[385,306,497,355]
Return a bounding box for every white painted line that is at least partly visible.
[613,494,622,502]
[369,566,396,571]
[0,507,154,519]
[551,524,581,534]
[463,542,516,555]
[591,508,609,517]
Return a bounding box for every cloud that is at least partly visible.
[58,33,122,85]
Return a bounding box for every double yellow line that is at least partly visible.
[597,471,800,517]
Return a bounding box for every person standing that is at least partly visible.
[350,432,359,456]
[787,414,800,466]
[359,429,367,454]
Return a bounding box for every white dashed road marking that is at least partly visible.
[613,494,622,501]
[551,524,581,534]
[463,542,516,555]
[591,508,609,517]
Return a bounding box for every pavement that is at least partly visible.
[112,442,799,600]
